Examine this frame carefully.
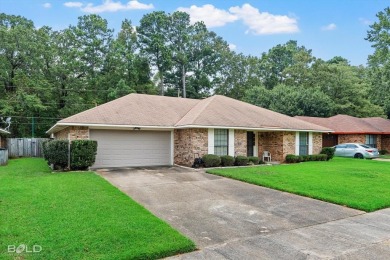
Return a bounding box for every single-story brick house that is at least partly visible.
[0,128,9,148]
[296,115,390,151]
[47,94,331,168]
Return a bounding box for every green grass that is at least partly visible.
[0,158,195,259]
[207,157,390,212]
[380,154,390,159]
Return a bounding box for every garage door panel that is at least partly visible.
[90,130,171,168]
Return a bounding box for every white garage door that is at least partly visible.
[90,130,171,168]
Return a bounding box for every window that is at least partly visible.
[299,132,309,155]
[214,129,228,156]
[346,144,358,149]
[365,135,377,148]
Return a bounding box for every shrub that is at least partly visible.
[42,140,50,162]
[235,156,249,166]
[320,147,335,161]
[45,140,69,170]
[286,154,298,163]
[202,154,221,167]
[317,154,328,161]
[379,149,388,155]
[70,140,98,170]
[286,154,328,163]
[248,156,260,165]
[220,155,235,167]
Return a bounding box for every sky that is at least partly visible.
[0,0,388,66]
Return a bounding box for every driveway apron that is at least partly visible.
[97,167,390,259]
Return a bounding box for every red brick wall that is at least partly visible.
[258,132,284,162]
[174,129,208,166]
[338,134,365,144]
[382,135,390,152]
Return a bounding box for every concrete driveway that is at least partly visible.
[97,166,390,259]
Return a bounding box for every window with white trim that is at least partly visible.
[299,132,309,155]
[214,129,228,156]
[365,135,377,148]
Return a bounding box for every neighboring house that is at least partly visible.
[47,94,331,168]
[0,128,10,148]
[296,115,390,151]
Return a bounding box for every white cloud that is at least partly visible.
[43,3,52,8]
[64,2,83,8]
[229,4,299,35]
[228,43,237,51]
[177,4,238,28]
[64,0,154,13]
[321,23,337,31]
[359,18,372,26]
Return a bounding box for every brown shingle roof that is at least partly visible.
[49,94,332,133]
[296,115,390,134]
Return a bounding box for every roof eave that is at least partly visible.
[175,124,333,133]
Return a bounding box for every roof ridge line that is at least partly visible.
[175,95,216,126]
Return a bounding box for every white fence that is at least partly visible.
[6,138,49,158]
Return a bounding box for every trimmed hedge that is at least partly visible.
[320,147,335,161]
[43,140,98,171]
[248,156,260,165]
[220,155,235,167]
[202,154,221,167]
[235,156,249,166]
[43,140,69,170]
[379,149,388,155]
[286,154,328,163]
[71,140,98,170]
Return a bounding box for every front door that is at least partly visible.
[247,131,255,156]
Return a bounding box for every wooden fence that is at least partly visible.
[6,138,49,158]
[0,149,8,165]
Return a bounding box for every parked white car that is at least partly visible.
[334,143,380,159]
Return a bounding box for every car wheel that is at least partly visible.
[354,153,364,159]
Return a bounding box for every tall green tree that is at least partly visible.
[366,7,390,118]
[137,11,172,95]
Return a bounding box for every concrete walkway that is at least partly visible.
[97,167,390,259]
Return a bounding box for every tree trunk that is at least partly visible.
[182,65,186,98]
[159,71,164,96]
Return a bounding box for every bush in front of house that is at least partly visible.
[43,140,98,171]
[202,154,221,167]
[248,156,260,165]
[235,156,249,166]
[379,149,388,155]
[320,147,335,160]
[44,140,69,170]
[70,140,98,170]
[220,155,235,167]
[286,154,328,163]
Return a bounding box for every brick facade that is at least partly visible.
[312,133,323,154]
[234,130,247,156]
[338,134,365,145]
[381,135,390,151]
[258,132,284,162]
[337,134,387,150]
[54,126,89,141]
[174,129,208,166]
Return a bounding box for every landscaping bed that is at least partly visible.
[207,157,390,212]
[0,158,195,259]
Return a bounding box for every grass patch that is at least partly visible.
[0,158,195,259]
[207,157,390,212]
[380,154,390,159]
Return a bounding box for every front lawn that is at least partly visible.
[380,154,390,159]
[0,158,195,259]
[207,157,390,212]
